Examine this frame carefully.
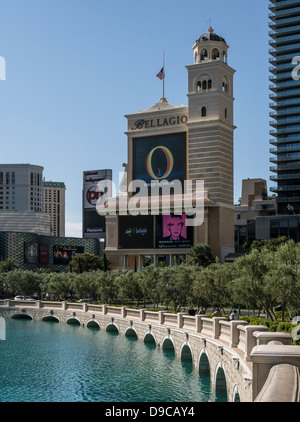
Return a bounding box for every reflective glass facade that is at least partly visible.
[269,0,300,214]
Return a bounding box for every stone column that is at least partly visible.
[244,325,269,361]
[158,311,164,325]
[177,312,183,329]
[213,317,228,339]
[251,344,300,401]
[195,315,205,333]
[230,320,248,348]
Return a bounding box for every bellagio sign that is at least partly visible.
[131,115,188,131]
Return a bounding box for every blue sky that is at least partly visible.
[0,0,272,237]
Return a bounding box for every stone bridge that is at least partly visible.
[1,299,300,402]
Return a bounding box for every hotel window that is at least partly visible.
[6,172,10,185]
[0,172,3,184]
[11,172,15,185]
[201,106,207,117]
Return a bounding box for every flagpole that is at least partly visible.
[163,50,165,99]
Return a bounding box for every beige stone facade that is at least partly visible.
[42,180,66,237]
[104,28,236,269]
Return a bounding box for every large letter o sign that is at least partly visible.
[145,146,174,180]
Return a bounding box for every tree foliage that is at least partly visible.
[186,244,216,267]
[2,239,300,323]
[69,253,109,273]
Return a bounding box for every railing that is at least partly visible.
[2,300,294,362]
[255,364,300,402]
[2,299,300,402]
[0,300,291,360]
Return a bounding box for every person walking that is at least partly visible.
[212,308,222,317]
[230,309,239,321]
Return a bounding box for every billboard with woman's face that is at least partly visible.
[133,133,186,190]
[156,214,193,249]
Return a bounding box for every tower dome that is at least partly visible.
[193,27,229,64]
[196,27,226,44]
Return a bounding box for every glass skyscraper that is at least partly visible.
[269,0,300,215]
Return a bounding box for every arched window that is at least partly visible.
[201,106,207,117]
[6,172,10,185]
[197,81,202,92]
[0,172,3,185]
[208,79,212,90]
[200,48,208,61]
[222,77,230,94]
[225,108,228,119]
[212,48,220,60]
[11,172,15,185]
[202,80,207,91]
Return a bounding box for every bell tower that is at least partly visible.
[186,27,236,260]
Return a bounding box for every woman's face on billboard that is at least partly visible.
[168,217,184,239]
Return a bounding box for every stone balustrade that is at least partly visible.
[1,299,300,402]
[254,364,300,402]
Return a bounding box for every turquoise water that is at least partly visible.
[0,319,226,402]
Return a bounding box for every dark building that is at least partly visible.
[269,0,300,215]
[0,232,102,272]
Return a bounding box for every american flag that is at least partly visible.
[156,67,165,80]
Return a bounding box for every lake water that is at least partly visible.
[0,319,226,402]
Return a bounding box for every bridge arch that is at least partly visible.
[125,326,138,339]
[214,361,228,401]
[162,336,175,352]
[180,342,193,362]
[106,322,119,334]
[143,331,156,345]
[11,313,33,320]
[42,315,60,323]
[86,319,100,329]
[66,317,81,325]
[232,384,240,402]
[198,348,210,374]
